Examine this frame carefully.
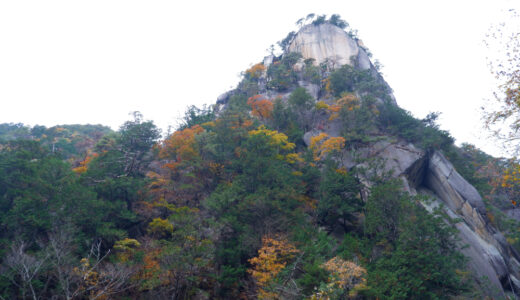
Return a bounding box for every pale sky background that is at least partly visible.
[0,1,519,157]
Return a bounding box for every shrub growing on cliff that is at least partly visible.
[328,64,388,99]
[311,15,327,26]
[328,14,348,29]
[317,161,362,232]
[364,181,467,299]
[303,58,322,84]
[377,103,454,151]
[267,53,302,92]
[179,105,215,130]
[278,31,296,51]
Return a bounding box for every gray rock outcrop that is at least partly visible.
[355,144,520,297]
[288,23,360,69]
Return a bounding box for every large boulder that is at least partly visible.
[288,23,360,69]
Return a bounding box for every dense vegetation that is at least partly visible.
[0,70,474,300]
[0,105,471,299]
[2,13,516,299]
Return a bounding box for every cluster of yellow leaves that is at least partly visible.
[225,115,254,130]
[200,121,215,128]
[311,257,367,300]
[114,238,163,286]
[246,63,266,79]
[335,167,348,175]
[159,125,204,170]
[309,133,346,161]
[328,93,360,121]
[147,218,174,237]
[248,95,274,119]
[249,125,295,151]
[310,133,329,153]
[500,162,520,206]
[144,197,199,215]
[114,238,141,262]
[285,153,304,164]
[323,77,332,93]
[73,258,102,298]
[296,194,317,211]
[507,236,519,246]
[248,236,299,299]
[74,256,131,300]
[209,161,224,176]
[72,152,98,174]
[502,166,520,188]
[146,171,168,190]
[315,101,330,110]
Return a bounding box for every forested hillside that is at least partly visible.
[2,14,520,299]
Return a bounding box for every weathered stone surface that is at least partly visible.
[376,142,425,177]
[421,151,520,294]
[357,48,372,70]
[419,189,508,298]
[263,54,274,68]
[426,151,486,215]
[456,220,508,298]
[342,140,425,178]
[298,80,320,100]
[288,23,359,68]
[216,89,236,105]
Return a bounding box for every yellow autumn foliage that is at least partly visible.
[309,133,346,161]
[248,236,299,299]
[311,257,367,299]
[147,218,174,237]
[315,101,330,110]
[249,125,295,151]
[285,153,304,164]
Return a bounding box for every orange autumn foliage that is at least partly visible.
[248,95,274,119]
[328,93,360,121]
[246,63,266,79]
[159,125,204,170]
[140,249,161,281]
[248,236,299,299]
[309,133,346,161]
[73,152,99,174]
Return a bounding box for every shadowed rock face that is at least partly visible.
[372,147,520,297]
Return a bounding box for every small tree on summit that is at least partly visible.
[329,14,348,29]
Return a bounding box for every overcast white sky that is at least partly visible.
[0,1,519,157]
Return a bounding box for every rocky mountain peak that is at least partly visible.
[287,23,367,69]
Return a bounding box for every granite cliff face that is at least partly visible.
[286,23,396,105]
[287,23,366,69]
[217,22,520,297]
[292,24,520,297]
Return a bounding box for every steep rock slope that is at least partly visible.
[296,24,520,297]
[218,22,520,298]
